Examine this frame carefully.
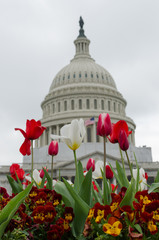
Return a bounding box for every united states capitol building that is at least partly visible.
[1,18,158,190]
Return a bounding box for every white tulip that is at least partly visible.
[92,160,104,179]
[133,167,147,190]
[51,119,86,151]
[25,169,42,185]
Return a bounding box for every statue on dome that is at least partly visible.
[79,16,84,29]
[78,16,86,38]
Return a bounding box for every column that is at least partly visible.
[48,126,52,144]
[92,123,96,142]
[56,125,59,135]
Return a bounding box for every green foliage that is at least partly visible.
[120,178,135,208]
[7,175,23,194]
[0,182,33,239]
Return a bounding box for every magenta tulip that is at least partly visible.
[105,165,114,179]
[97,113,112,137]
[118,130,129,151]
[86,158,95,172]
[48,141,59,156]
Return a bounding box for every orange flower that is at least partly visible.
[103,217,122,237]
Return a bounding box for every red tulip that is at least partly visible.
[86,158,95,172]
[97,113,112,137]
[48,141,59,156]
[15,119,46,156]
[105,165,114,179]
[10,164,25,181]
[40,167,48,178]
[108,120,132,144]
[118,130,129,151]
[10,163,20,175]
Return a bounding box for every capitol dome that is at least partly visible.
[39,17,136,147]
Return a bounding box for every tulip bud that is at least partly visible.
[40,167,48,178]
[97,113,112,137]
[105,165,113,179]
[86,158,95,172]
[48,141,59,156]
[118,130,129,151]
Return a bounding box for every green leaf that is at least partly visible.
[7,175,23,194]
[39,173,46,188]
[154,170,159,183]
[148,182,159,194]
[54,181,74,207]
[109,163,123,187]
[63,178,90,237]
[0,182,33,239]
[79,168,92,205]
[134,154,140,192]
[120,178,135,208]
[102,171,111,205]
[92,184,102,205]
[116,161,129,188]
[134,224,143,234]
[43,168,52,190]
[74,160,84,193]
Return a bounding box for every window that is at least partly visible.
[118,104,120,113]
[85,73,87,78]
[91,73,93,78]
[94,99,97,109]
[114,102,116,112]
[71,100,74,110]
[108,101,110,111]
[101,100,104,110]
[79,73,81,78]
[96,74,99,78]
[87,127,91,142]
[86,99,90,109]
[73,73,76,78]
[79,99,82,109]
[58,102,60,112]
[53,104,55,113]
[63,75,65,80]
[64,101,67,111]
[68,74,70,79]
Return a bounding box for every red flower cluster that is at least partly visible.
[84,188,159,239]
[0,186,74,239]
[15,119,46,156]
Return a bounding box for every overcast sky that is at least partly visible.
[0,0,159,166]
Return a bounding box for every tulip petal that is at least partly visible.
[15,128,27,138]
[19,139,31,156]
[92,161,104,179]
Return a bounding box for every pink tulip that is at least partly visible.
[48,141,59,156]
[86,158,95,172]
[118,130,129,151]
[97,113,112,137]
[105,165,114,179]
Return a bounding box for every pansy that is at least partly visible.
[51,119,86,151]
[103,217,122,237]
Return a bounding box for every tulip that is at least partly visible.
[40,167,48,178]
[108,120,132,144]
[86,158,95,172]
[10,163,20,175]
[48,141,58,156]
[10,163,25,181]
[51,119,86,151]
[97,113,112,137]
[15,119,46,156]
[51,119,86,191]
[25,169,42,186]
[105,165,113,179]
[97,113,112,172]
[133,168,148,190]
[92,160,104,179]
[48,141,59,180]
[118,130,129,151]
[15,119,46,179]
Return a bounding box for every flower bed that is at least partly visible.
[0,114,159,239]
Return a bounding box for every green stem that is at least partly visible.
[118,144,125,173]
[125,150,133,178]
[103,136,106,172]
[51,156,54,180]
[31,140,34,180]
[73,150,79,190]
